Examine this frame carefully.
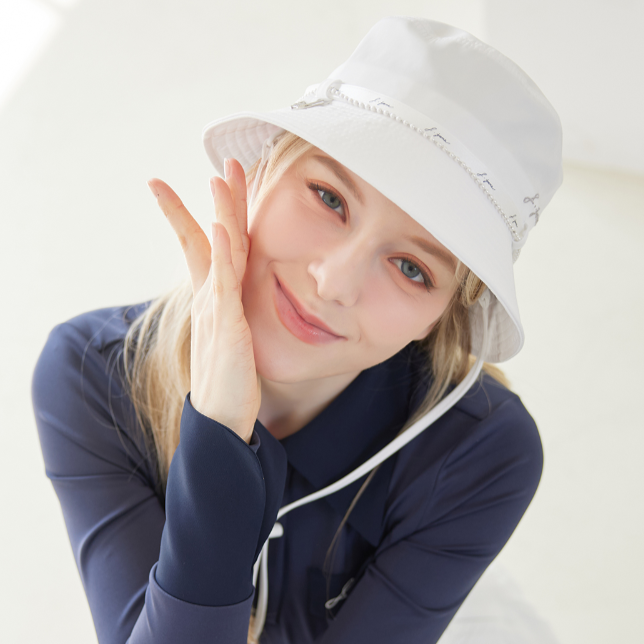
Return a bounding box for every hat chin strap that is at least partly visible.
[250,289,492,641]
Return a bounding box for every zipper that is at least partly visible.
[324,577,356,609]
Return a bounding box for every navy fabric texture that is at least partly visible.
[31,301,544,643]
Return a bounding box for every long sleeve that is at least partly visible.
[31,319,287,644]
[314,397,544,644]
[154,392,288,606]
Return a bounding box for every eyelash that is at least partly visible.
[307,182,434,291]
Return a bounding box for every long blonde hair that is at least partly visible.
[116,131,508,642]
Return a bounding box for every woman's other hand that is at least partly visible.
[147,159,261,444]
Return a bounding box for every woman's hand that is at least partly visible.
[147,159,261,444]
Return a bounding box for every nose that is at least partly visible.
[307,235,374,307]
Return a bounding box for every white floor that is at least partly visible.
[1,2,642,643]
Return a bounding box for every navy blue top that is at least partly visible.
[31,301,543,644]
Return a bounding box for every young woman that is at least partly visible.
[31,16,563,644]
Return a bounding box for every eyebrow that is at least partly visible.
[406,235,458,273]
[310,155,366,206]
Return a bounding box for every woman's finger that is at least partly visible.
[210,176,248,288]
[211,222,244,324]
[148,178,211,297]
[224,158,250,256]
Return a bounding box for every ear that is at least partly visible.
[413,320,437,341]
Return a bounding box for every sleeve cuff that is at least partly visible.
[186,391,261,454]
[128,562,255,643]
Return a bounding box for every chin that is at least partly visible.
[253,342,315,384]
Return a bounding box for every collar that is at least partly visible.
[278,343,430,547]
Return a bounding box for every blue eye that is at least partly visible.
[319,189,342,210]
[390,258,433,290]
[310,183,345,216]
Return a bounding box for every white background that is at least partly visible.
[1,1,642,643]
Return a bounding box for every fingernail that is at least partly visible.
[224,158,230,179]
[147,180,159,198]
[210,178,216,199]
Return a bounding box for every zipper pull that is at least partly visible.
[291,78,343,110]
[291,97,332,110]
[324,577,356,609]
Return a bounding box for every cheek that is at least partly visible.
[359,286,449,349]
[252,194,329,261]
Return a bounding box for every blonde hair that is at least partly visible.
[117,131,508,642]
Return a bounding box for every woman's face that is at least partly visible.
[241,147,459,385]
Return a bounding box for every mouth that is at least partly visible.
[274,275,345,344]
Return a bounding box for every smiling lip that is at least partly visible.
[274,276,345,344]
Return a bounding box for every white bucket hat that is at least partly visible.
[202,15,564,364]
[201,17,564,638]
